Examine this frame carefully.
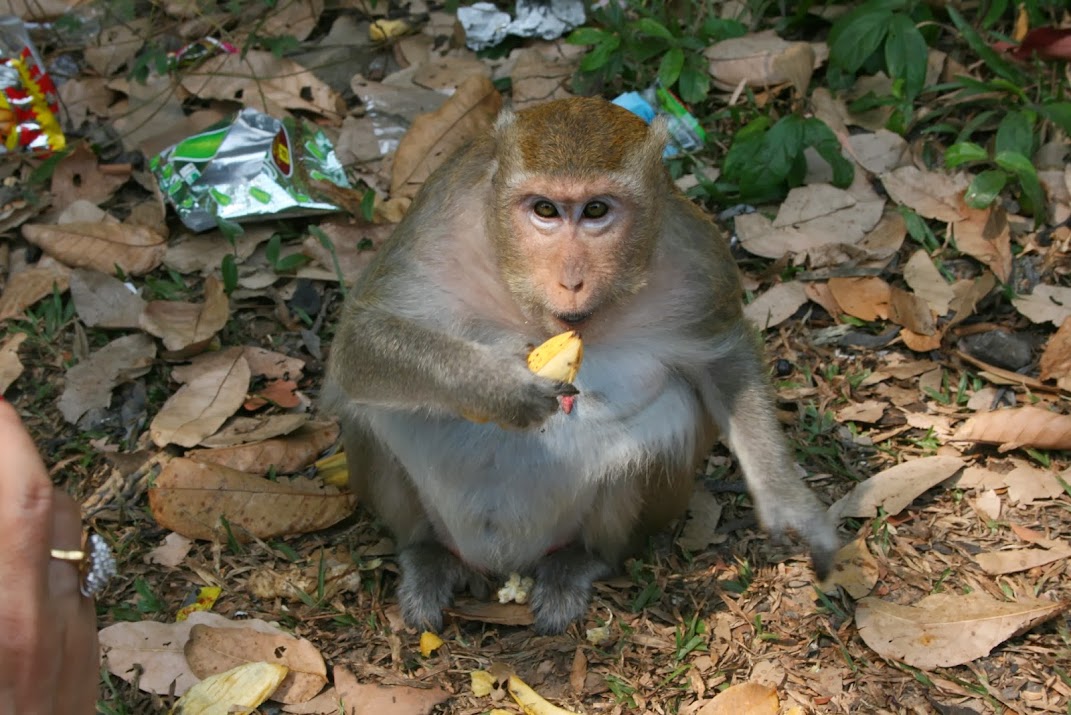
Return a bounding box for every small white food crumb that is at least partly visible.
[497,572,534,604]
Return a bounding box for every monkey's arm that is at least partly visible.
[325,300,575,428]
[697,324,839,578]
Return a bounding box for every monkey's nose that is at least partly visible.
[559,278,584,293]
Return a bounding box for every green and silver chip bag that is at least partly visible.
[151,108,351,232]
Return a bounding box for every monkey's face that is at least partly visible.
[502,177,651,334]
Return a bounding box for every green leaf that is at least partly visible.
[946,7,1027,86]
[579,36,620,72]
[944,141,988,168]
[265,233,281,265]
[884,14,927,101]
[728,115,807,201]
[995,150,1045,221]
[677,62,708,104]
[658,47,685,89]
[829,9,893,73]
[1038,102,1071,135]
[275,253,309,273]
[700,17,746,42]
[802,118,854,188]
[964,169,1007,208]
[634,17,675,41]
[995,110,1034,157]
[566,27,609,45]
[360,189,376,222]
[220,254,238,294]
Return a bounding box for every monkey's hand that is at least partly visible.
[460,360,578,429]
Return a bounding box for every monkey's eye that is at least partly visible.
[582,201,609,219]
[533,200,559,219]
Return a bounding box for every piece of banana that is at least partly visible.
[169,662,288,715]
[527,330,583,383]
[508,675,583,715]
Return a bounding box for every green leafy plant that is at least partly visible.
[944,109,1046,222]
[566,2,746,103]
[265,232,310,273]
[720,114,855,202]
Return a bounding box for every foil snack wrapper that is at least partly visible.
[151,108,351,232]
[0,15,64,155]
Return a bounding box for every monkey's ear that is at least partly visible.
[621,115,668,179]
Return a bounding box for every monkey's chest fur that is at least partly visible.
[365,350,707,574]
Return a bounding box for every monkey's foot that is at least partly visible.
[529,546,611,635]
[396,542,472,632]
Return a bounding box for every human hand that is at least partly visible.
[0,399,99,714]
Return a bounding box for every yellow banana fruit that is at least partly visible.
[526,330,583,383]
[508,675,583,715]
[169,662,288,715]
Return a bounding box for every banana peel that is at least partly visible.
[508,674,583,715]
[168,662,288,715]
[314,451,349,488]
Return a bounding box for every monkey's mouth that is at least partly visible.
[553,310,593,330]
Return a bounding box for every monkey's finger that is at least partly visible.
[554,382,580,397]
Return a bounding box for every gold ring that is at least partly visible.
[50,533,116,597]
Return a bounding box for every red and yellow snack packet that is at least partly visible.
[0,16,64,155]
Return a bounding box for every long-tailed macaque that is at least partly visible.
[323,97,839,634]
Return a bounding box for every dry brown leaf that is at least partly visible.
[847,130,909,174]
[149,350,251,448]
[818,537,879,599]
[827,276,891,322]
[195,413,309,449]
[69,269,146,329]
[146,532,193,567]
[880,166,967,223]
[803,281,842,318]
[856,591,1069,669]
[241,346,306,380]
[246,379,302,410]
[1012,284,1071,326]
[705,30,816,95]
[261,0,323,41]
[0,332,27,394]
[140,276,230,353]
[948,272,997,326]
[148,457,356,541]
[51,143,129,207]
[0,262,71,322]
[284,666,449,715]
[185,624,327,704]
[677,487,723,552]
[391,75,502,200]
[950,202,1012,283]
[180,51,344,119]
[301,221,390,285]
[446,599,535,627]
[953,405,1071,451]
[99,612,306,697]
[510,41,580,110]
[836,400,886,424]
[58,76,113,129]
[57,333,156,423]
[737,185,885,264]
[696,682,779,715]
[107,73,190,154]
[1040,317,1071,388]
[22,221,166,276]
[975,541,1071,575]
[164,225,273,275]
[888,285,936,335]
[1004,461,1066,504]
[84,18,148,76]
[828,456,965,521]
[902,250,954,316]
[743,281,807,330]
[412,55,492,92]
[900,328,943,352]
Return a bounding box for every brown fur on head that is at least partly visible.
[488,97,672,335]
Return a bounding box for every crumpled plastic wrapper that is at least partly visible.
[150,108,351,232]
[0,15,64,154]
[458,0,585,51]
